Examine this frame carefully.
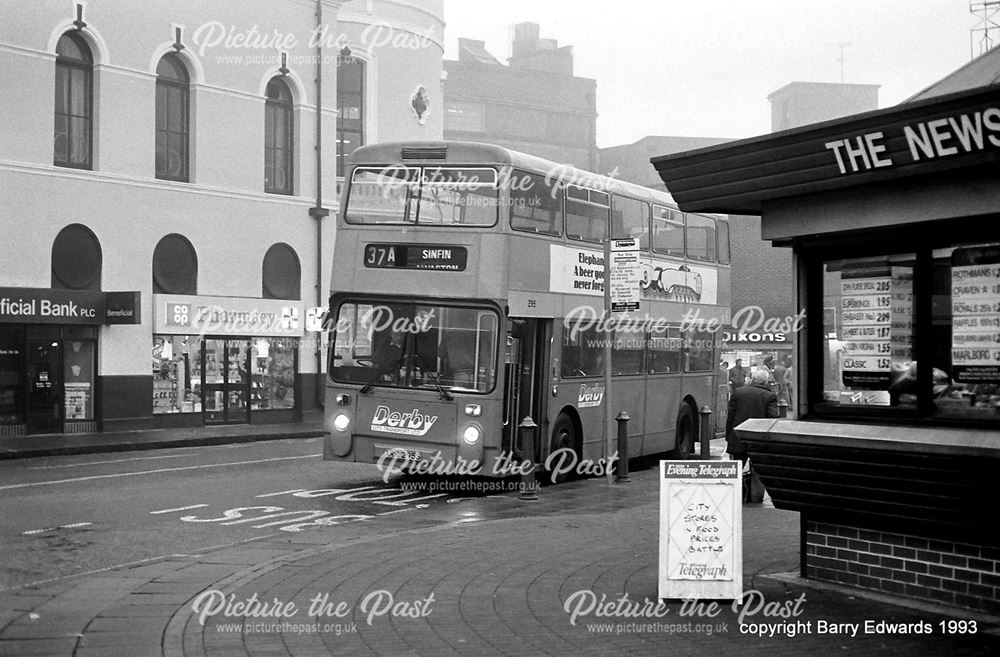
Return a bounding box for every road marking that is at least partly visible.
[150,504,209,515]
[256,489,306,498]
[29,453,199,470]
[23,522,92,535]
[0,454,320,491]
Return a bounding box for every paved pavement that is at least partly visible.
[1,423,998,656]
[0,414,326,460]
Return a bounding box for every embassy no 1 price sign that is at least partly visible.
[659,460,742,601]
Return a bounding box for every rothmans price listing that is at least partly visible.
[951,247,1000,383]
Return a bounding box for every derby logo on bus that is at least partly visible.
[371,405,439,436]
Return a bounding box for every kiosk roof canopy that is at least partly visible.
[651,49,1000,216]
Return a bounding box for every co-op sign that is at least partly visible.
[0,287,139,325]
[154,294,303,337]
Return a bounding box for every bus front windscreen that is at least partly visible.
[330,302,499,394]
[345,166,498,226]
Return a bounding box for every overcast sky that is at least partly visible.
[442,0,982,147]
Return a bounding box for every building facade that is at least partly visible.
[0,0,444,435]
[768,81,880,132]
[443,22,597,170]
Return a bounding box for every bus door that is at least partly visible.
[502,319,550,462]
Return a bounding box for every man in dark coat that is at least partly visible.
[726,368,780,464]
[728,358,747,390]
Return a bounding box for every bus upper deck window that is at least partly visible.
[566,185,609,243]
[417,167,498,227]
[345,167,418,224]
[651,206,684,256]
[686,213,717,262]
[510,170,561,236]
[611,195,650,249]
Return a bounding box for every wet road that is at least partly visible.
[0,437,530,591]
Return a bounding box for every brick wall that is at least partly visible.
[729,214,795,319]
[805,520,1000,614]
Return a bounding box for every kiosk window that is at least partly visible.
[931,244,1000,420]
[821,255,915,408]
[814,242,1000,423]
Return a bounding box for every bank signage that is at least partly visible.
[0,287,141,325]
[154,294,304,337]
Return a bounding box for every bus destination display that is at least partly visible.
[364,244,468,271]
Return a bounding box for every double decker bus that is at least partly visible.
[323,141,731,478]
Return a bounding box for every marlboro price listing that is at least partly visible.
[951,246,1000,384]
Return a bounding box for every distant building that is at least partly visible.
[768,81,879,132]
[599,136,731,186]
[443,23,597,170]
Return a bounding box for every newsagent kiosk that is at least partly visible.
[652,68,1000,613]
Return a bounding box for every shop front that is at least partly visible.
[153,294,303,427]
[653,79,1000,613]
[0,287,139,436]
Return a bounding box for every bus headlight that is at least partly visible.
[461,424,482,445]
[333,412,351,432]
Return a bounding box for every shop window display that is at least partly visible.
[0,326,24,425]
[152,335,201,413]
[251,338,296,410]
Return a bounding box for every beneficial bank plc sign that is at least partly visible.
[0,288,140,325]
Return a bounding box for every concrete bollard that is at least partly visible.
[699,405,713,459]
[518,416,538,500]
[615,411,631,483]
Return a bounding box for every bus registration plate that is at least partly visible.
[382,447,422,462]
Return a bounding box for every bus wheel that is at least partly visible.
[670,405,695,459]
[547,412,579,483]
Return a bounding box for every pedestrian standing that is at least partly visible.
[726,369,780,504]
[725,369,779,466]
[772,357,788,404]
[728,358,747,390]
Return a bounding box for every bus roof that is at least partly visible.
[347,140,685,210]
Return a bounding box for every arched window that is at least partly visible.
[155,54,190,181]
[152,234,198,294]
[52,224,102,291]
[262,243,301,300]
[54,32,93,169]
[336,56,365,177]
[264,77,294,195]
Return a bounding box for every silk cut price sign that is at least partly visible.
[607,238,641,312]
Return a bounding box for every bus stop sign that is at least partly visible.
[606,238,641,313]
